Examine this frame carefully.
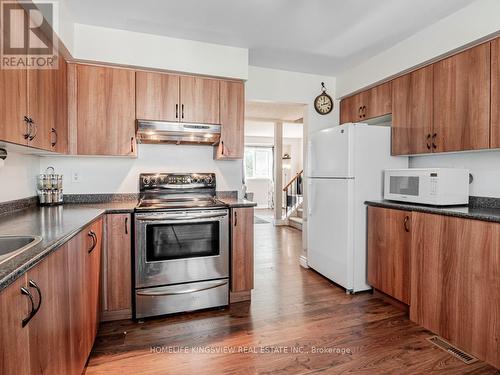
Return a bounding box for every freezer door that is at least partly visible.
[308,124,353,178]
[307,178,353,290]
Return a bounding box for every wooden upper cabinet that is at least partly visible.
[0,276,31,375]
[136,71,180,122]
[361,81,392,120]
[215,81,244,159]
[180,76,220,124]
[433,43,490,152]
[391,65,433,155]
[491,38,500,148]
[367,206,411,304]
[231,207,254,292]
[410,212,500,369]
[101,214,132,321]
[52,53,68,154]
[340,95,359,124]
[0,68,28,146]
[76,64,136,156]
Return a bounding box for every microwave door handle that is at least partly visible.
[136,280,228,296]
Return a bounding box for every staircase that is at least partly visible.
[282,170,304,231]
[288,203,303,231]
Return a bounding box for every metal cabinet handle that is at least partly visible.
[28,280,42,314]
[181,104,184,119]
[432,133,437,149]
[234,211,238,227]
[125,217,128,235]
[426,134,431,150]
[362,105,367,118]
[175,104,179,119]
[28,119,37,141]
[88,230,97,253]
[221,141,225,155]
[51,128,58,147]
[130,137,135,154]
[403,216,410,232]
[21,287,35,327]
[23,116,31,139]
[358,106,363,118]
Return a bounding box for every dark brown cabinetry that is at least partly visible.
[410,212,500,369]
[340,82,391,123]
[367,206,411,304]
[433,43,491,152]
[491,38,500,148]
[101,214,132,321]
[0,219,103,375]
[230,207,254,296]
[391,65,433,155]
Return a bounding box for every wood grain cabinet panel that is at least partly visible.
[340,95,359,124]
[0,276,30,375]
[433,43,490,152]
[367,206,411,304]
[410,212,500,369]
[361,81,392,120]
[76,64,136,156]
[180,76,220,124]
[215,81,244,159]
[136,71,180,122]
[231,207,254,292]
[491,38,500,148]
[87,219,103,343]
[26,244,72,375]
[391,65,433,155]
[52,53,68,154]
[101,214,132,321]
[0,68,28,146]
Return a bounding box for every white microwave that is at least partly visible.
[384,168,469,206]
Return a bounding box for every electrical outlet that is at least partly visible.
[72,171,81,183]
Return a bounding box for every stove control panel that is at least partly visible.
[140,173,216,190]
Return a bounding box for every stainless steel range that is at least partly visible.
[134,173,229,319]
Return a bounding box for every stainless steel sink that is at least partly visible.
[0,236,42,265]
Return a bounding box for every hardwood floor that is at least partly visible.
[85,223,499,374]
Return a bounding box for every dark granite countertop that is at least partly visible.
[216,197,257,208]
[365,200,500,223]
[64,201,138,213]
[0,206,105,291]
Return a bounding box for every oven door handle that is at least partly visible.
[137,212,228,221]
[136,280,228,296]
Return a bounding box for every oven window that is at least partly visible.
[390,176,419,196]
[146,222,220,261]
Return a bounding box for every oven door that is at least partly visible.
[135,209,229,288]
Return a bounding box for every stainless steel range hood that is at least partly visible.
[137,120,221,145]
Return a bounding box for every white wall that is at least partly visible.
[336,0,500,97]
[40,145,242,194]
[411,151,500,198]
[0,152,40,203]
[73,24,248,80]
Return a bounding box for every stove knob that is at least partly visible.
[205,176,213,184]
[150,177,157,185]
[143,176,150,185]
[185,177,192,184]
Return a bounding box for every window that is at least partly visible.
[244,146,273,179]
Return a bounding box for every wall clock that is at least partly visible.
[314,82,333,115]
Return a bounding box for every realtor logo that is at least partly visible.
[1,1,58,69]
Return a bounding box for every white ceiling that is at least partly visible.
[63,0,477,75]
[245,121,303,139]
[246,101,305,122]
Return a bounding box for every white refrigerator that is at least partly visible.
[307,123,408,293]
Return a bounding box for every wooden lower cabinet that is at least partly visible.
[230,207,254,296]
[410,212,500,369]
[367,206,411,304]
[0,218,103,375]
[101,214,132,321]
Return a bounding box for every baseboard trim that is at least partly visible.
[100,309,132,322]
[299,255,309,269]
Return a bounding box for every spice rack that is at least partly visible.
[37,167,63,206]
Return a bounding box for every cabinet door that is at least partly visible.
[391,66,433,155]
[180,76,220,124]
[433,43,490,152]
[0,68,28,145]
[26,245,71,375]
[340,95,360,124]
[215,81,244,159]
[0,276,31,375]
[231,207,254,292]
[87,219,102,343]
[136,71,180,121]
[367,206,411,304]
[51,53,68,153]
[361,81,392,120]
[102,214,132,321]
[491,38,500,148]
[410,213,500,368]
[76,65,136,156]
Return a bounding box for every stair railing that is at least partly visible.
[282,170,303,219]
